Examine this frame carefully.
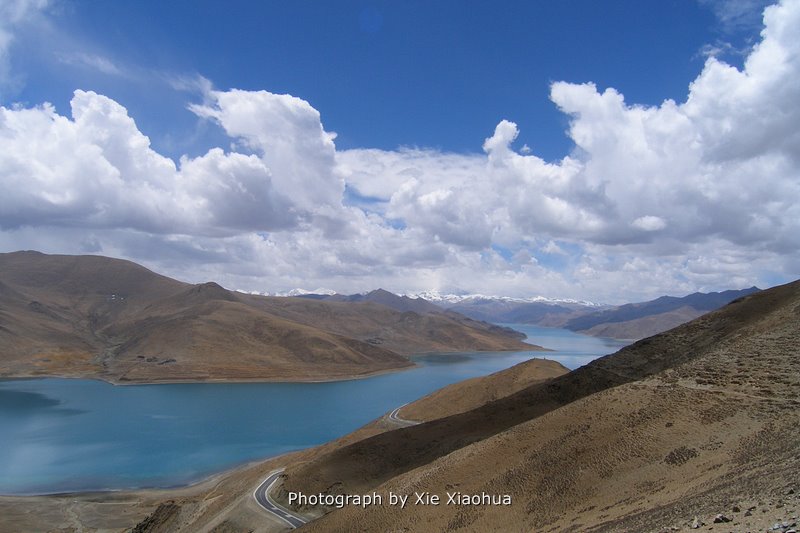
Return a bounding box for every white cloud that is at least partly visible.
[57,52,124,76]
[541,240,567,255]
[632,216,667,232]
[699,0,775,31]
[336,147,483,203]
[189,89,343,213]
[0,0,799,303]
[0,90,297,235]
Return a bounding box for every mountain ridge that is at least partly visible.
[0,251,536,383]
[277,279,799,532]
[436,286,761,340]
[241,285,761,343]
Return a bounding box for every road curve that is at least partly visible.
[255,404,419,528]
[253,469,307,529]
[388,403,420,426]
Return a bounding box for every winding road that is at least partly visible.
[387,403,420,427]
[253,469,307,529]
[254,402,418,528]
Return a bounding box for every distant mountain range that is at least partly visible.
[295,288,443,314]
[266,288,601,306]
[403,290,601,307]
[292,286,761,340]
[4,248,757,384]
[559,287,760,339]
[0,251,534,383]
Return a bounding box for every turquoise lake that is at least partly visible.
[0,325,628,495]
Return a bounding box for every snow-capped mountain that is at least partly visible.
[234,288,339,297]
[404,290,602,307]
[280,288,338,297]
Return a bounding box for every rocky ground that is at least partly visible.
[652,487,798,533]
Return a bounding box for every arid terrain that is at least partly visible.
[1,0,797,531]
[0,251,533,382]
[398,356,569,422]
[273,280,798,532]
[1,280,796,532]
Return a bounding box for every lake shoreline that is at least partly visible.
[0,353,557,501]
[0,449,315,533]
[0,345,554,386]
[0,451,282,498]
[0,353,560,497]
[0,327,623,499]
[0,361,418,387]
[0,327,630,532]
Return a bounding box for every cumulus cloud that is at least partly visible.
[0,90,296,234]
[0,0,798,302]
[337,0,800,295]
[189,89,343,212]
[374,0,800,255]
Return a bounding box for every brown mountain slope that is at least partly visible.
[238,294,531,355]
[564,287,760,340]
[577,305,703,339]
[0,251,191,378]
[103,292,412,382]
[0,251,533,382]
[314,288,444,314]
[399,357,569,422]
[281,280,799,531]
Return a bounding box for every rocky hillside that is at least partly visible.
[275,279,799,532]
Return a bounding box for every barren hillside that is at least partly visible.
[5,281,797,533]
[278,280,799,532]
[0,251,535,382]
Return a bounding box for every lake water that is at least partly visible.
[0,325,628,495]
[501,323,630,369]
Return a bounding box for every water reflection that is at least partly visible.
[0,388,86,416]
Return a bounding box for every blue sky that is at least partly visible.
[0,0,797,303]
[11,0,748,159]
